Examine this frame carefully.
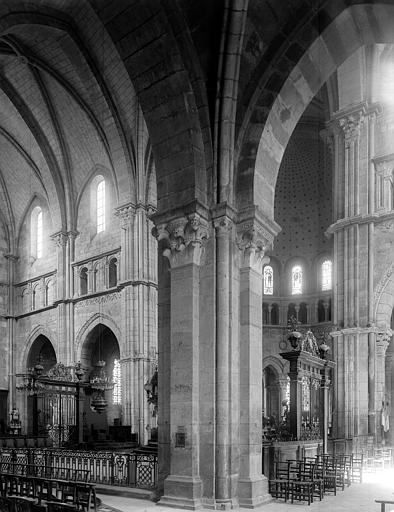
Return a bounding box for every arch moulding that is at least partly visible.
[75,312,123,361]
[19,324,58,373]
[375,263,394,330]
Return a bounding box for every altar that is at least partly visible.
[263,325,335,472]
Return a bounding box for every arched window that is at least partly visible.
[292,265,303,295]
[263,265,273,295]
[113,358,122,405]
[109,258,117,288]
[80,267,88,295]
[31,206,43,259]
[97,178,106,233]
[321,259,332,291]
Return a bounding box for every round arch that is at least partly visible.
[237,3,394,218]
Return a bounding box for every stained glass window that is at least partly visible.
[292,265,303,295]
[113,358,121,405]
[321,260,332,291]
[263,265,273,295]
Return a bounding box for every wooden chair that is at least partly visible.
[350,454,363,483]
[47,502,78,512]
[268,461,290,502]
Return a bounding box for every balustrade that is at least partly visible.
[0,448,157,489]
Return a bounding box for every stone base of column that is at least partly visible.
[238,476,272,508]
[158,475,203,510]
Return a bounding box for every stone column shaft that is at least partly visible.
[155,213,208,510]
[214,215,233,507]
[238,251,269,507]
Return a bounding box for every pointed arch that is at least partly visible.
[375,264,394,330]
[75,312,123,361]
[18,325,58,373]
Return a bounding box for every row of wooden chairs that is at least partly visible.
[0,463,90,483]
[0,467,96,511]
[0,495,78,511]
[268,453,362,505]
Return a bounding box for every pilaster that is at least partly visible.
[154,210,209,510]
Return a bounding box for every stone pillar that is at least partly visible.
[155,212,208,510]
[236,216,275,507]
[116,203,158,445]
[51,232,68,363]
[5,254,17,414]
[376,330,391,443]
[212,208,236,509]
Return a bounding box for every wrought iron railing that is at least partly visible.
[0,448,157,489]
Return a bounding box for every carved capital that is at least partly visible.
[373,154,394,180]
[115,203,136,228]
[153,213,209,268]
[236,219,273,273]
[377,328,392,355]
[339,111,364,143]
[333,104,368,146]
[50,231,68,248]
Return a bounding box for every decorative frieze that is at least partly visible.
[74,291,122,309]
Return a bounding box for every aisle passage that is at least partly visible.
[98,469,394,512]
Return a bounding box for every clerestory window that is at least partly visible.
[292,265,303,295]
[263,265,273,295]
[31,206,43,259]
[321,260,332,291]
[97,178,105,233]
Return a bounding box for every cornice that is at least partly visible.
[326,210,394,236]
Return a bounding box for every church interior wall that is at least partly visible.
[3,1,394,508]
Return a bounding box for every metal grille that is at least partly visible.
[0,448,157,489]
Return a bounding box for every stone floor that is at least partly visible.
[98,469,394,512]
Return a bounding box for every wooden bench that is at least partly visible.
[375,499,394,512]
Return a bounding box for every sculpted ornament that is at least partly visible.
[338,111,364,145]
[236,221,273,272]
[153,214,209,267]
[115,203,136,228]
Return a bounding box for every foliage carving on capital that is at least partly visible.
[153,214,209,267]
[376,328,392,354]
[236,221,273,272]
[51,231,68,248]
[115,203,136,229]
[338,111,364,144]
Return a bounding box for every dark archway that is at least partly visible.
[80,324,120,444]
[26,335,57,435]
[263,365,280,429]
